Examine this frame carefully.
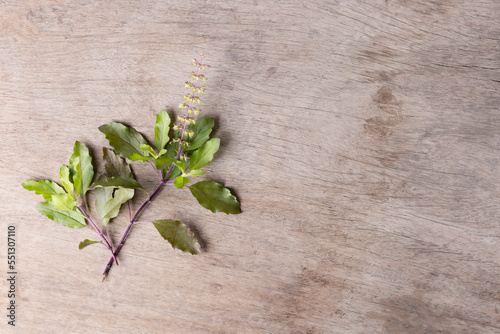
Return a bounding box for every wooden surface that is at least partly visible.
[1,1,499,333]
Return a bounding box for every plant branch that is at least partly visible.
[77,204,118,265]
[102,113,194,279]
[128,201,132,222]
[102,55,206,281]
[106,224,113,249]
[102,178,167,280]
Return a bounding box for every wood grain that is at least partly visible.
[1,0,499,333]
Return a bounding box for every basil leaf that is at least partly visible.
[51,194,77,211]
[98,122,149,161]
[103,148,133,178]
[185,169,204,177]
[155,155,175,170]
[165,141,179,158]
[189,181,241,214]
[139,144,157,158]
[174,176,190,189]
[189,138,220,170]
[35,202,86,228]
[167,165,182,181]
[154,110,171,151]
[22,180,66,202]
[186,117,214,151]
[100,188,134,220]
[69,141,94,196]
[93,176,143,190]
[153,219,200,255]
[79,239,102,250]
[59,165,75,199]
[95,186,114,225]
[129,153,154,161]
[175,161,186,173]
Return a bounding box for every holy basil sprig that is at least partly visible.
[22,55,241,280]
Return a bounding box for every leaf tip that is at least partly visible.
[79,239,101,250]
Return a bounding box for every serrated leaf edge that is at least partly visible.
[152,220,200,255]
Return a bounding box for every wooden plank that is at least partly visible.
[1,0,499,332]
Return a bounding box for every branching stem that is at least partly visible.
[102,178,167,279]
[77,205,118,265]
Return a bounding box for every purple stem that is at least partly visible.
[101,135,190,280]
[102,178,167,279]
[77,205,118,265]
[106,224,113,249]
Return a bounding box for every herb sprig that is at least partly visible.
[23,55,241,281]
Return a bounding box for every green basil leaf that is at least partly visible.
[103,148,133,178]
[129,153,155,161]
[189,181,241,214]
[154,110,171,151]
[22,180,66,202]
[185,169,204,177]
[79,239,102,250]
[174,176,190,189]
[165,141,179,158]
[93,176,143,190]
[69,141,94,196]
[153,219,200,254]
[51,193,77,211]
[35,202,86,228]
[101,188,134,220]
[59,165,75,199]
[167,165,182,181]
[98,122,149,160]
[95,186,114,225]
[139,144,158,158]
[155,155,175,170]
[189,138,220,170]
[175,161,186,173]
[186,117,214,151]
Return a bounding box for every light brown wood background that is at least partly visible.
[1,0,499,333]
